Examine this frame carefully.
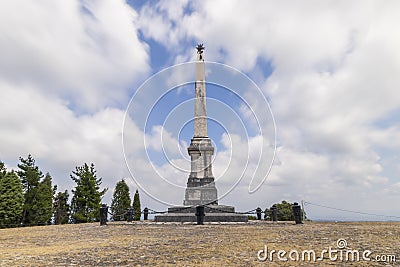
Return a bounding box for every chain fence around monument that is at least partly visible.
[102,200,400,224]
[2,200,399,228]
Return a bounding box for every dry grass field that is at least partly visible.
[0,221,399,266]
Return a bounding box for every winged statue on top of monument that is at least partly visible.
[196,43,205,54]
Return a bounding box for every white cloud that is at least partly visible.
[0,0,149,112]
[145,125,189,166]
[139,0,189,49]
[0,80,135,198]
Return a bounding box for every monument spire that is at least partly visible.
[182,44,218,206]
[194,43,208,137]
[154,44,247,222]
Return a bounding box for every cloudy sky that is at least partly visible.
[1,0,400,221]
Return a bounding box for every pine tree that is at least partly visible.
[30,173,56,225]
[17,155,43,225]
[132,189,141,221]
[110,180,131,221]
[0,166,24,228]
[53,190,70,224]
[70,163,107,223]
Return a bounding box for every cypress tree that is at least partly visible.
[0,162,5,177]
[53,190,70,224]
[17,155,43,225]
[0,165,24,228]
[70,163,107,223]
[110,180,131,221]
[132,189,141,221]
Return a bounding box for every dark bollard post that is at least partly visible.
[292,202,303,224]
[271,205,278,222]
[195,206,205,225]
[256,207,262,220]
[144,207,149,220]
[100,204,108,226]
[127,208,133,222]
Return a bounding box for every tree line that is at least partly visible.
[0,155,140,228]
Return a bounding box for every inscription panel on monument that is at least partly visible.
[188,190,201,200]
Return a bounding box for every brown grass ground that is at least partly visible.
[0,221,399,266]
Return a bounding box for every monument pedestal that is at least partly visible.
[154,205,248,222]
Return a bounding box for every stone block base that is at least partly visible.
[154,205,248,222]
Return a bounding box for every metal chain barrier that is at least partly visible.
[203,204,260,215]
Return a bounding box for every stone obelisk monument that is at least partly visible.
[184,44,218,206]
[154,44,247,222]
